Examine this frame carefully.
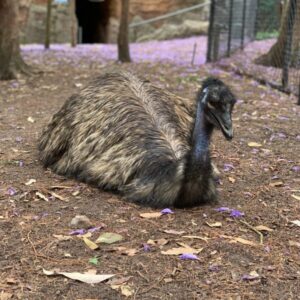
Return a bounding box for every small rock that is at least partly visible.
[69,215,93,229]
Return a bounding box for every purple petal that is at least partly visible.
[216,207,231,212]
[291,166,300,172]
[223,163,234,172]
[160,208,174,215]
[69,229,86,235]
[242,274,259,281]
[179,253,199,260]
[87,226,102,233]
[230,209,245,218]
[15,137,23,143]
[208,265,220,272]
[142,243,151,252]
[19,160,24,167]
[264,245,271,253]
[7,187,17,196]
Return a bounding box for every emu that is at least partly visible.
[39,71,236,208]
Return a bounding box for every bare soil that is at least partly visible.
[0,43,299,300]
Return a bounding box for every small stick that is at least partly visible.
[239,220,264,245]
[191,42,197,66]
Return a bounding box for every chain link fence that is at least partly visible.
[206,0,258,62]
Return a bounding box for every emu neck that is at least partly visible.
[188,103,213,174]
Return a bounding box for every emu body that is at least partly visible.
[39,71,236,207]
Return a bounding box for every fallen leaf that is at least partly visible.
[35,192,49,201]
[113,247,138,256]
[163,229,185,235]
[95,232,123,244]
[139,212,162,218]
[269,181,283,187]
[228,177,236,183]
[53,234,72,241]
[43,269,114,284]
[248,142,262,147]
[254,225,273,232]
[291,220,300,227]
[288,240,300,248]
[206,221,222,228]
[50,191,68,202]
[291,194,300,201]
[120,285,134,297]
[242,270,260,281]
[0,292,13,300]
[230,237,258,247]
[25,179,36,186]
[147,238,168,246]
[27,116,35,123]
[161,246,202,255]
[83,237,99,250]
[182,235,209,242]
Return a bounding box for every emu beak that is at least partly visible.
[213,110,233,140]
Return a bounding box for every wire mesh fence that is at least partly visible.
[206,0,258,62]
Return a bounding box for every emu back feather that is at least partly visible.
[39,71,216,207]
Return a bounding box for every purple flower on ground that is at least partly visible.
[88,226,102,233]
[230,209,245,218]
[160,208,174,215]
[15,137,23,143]
[142,243,151,252]
[209,265,220,272]
[179,253,199,260]
[242,274,259,281]
[69,229,86,235]
[291,166,300,172]
[264,245,271,253]
[7,187,17,196]
[19,160,24,167]
[216,207,231,212]
[223,163,234,172]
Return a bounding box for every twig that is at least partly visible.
[239,220,264,245]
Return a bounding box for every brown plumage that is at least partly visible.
[39,71,236,207]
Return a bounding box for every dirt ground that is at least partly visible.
[0,40,299,300]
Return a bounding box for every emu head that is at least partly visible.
[198,77,236,140]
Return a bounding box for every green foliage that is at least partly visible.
[256,30,279,40]
[256,0,280,33]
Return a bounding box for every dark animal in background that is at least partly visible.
[39,71,236,208]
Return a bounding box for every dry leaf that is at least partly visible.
[182,235,210,242]
[230,237,258,247]
[50,191,68,202]
[53,234,72,241]
[206,221,222,228]
[70,215,93,229]
[83,237,99,250]
[139,212,162,218]
[35,192,49,201]
[120,285,134,297]
[291,220,300,227]
[228,177,236,183]
[114,247,138,256]
[95,232,123,244]
[147,238,168,246]
[248,142,262,147]
[254,225,273,232]
[161,246,202,255]
[269,181,283,187]
[291,194,300,201]
[289,240,300,248]
[163,229,185,235]
[43,269,114,284]
[27,116,35,123]
[25,179,36,186]
[0,292,13,300]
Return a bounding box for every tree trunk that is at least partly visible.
[0,0,31,80]
[118,0,131,63]
[45,0,52,49]
[69,0,77,47]
[255,0,300,68]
